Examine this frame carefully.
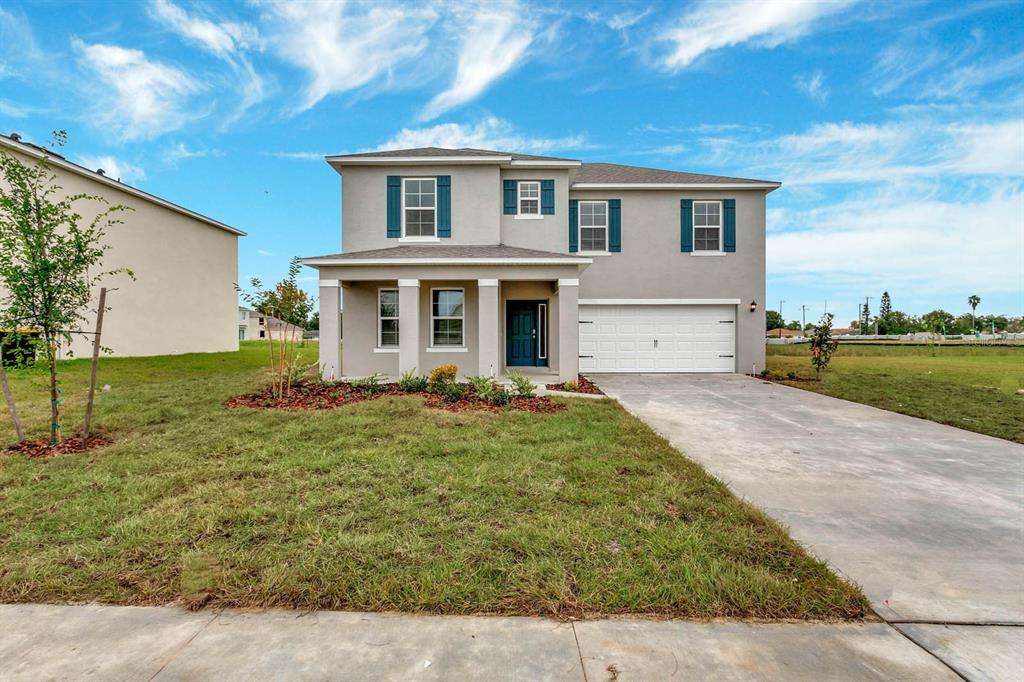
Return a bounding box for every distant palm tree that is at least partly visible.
[968,294,981,332]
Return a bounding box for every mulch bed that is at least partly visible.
[545,374,604,395]
[226,381,567,414]
[4,434,113,458]
[750,373,821,384]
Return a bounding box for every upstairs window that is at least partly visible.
[378,288,399,347]
[579,200,608,252]
[403,178,436,237]
[693,201,722,251]
[518,181,540,215]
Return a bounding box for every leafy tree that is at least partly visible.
[0,131,132,444]
[305,311,319,332]
[785,320,802,331]
[765,309,784,331]
[879,291,891,317]
[968,294,981,332]
[921,309,954,334]
[809,313,839,377]
[238,257,314,399]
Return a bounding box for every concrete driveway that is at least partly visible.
[595,374,1024,680]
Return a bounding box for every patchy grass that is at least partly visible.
[0,342,866,619]
[767,343,1024,443]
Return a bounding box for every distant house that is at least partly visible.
[767,329,804,338]
[239,307,303,343]
[1,132,244,357]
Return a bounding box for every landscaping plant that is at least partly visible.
[0,130,132,445]
[427,363,457,393]
[350,372,385,395]
[467,374,496,400]
[506,369,536,397]
[561,380,579,392]
[237,256,313,400]
[398,369,427,392]
[809,313,839,377]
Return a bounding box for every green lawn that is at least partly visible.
[767,343,1024,443]
[0,342,866,619]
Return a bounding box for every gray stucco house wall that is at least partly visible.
[305,147,779,381]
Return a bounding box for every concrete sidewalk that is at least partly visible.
[0,604,965,681]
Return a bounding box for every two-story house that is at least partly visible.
[303,147,779,382]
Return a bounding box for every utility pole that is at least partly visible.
[864,296,873,335]
[779,300,785,338]
[857,303,863,334]
[800,304,808,335]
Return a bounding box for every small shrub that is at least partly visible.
[561,380,579,392]
[506,370,535,397]
[786,371,798,380]
[467,374,496,400]
[759,368,772,378]
[398,369,428,392]
[439,382,466,402]
[427,364,458,392]
[490,387,512,407]
[810,313,840,376]
[351,372,385,394]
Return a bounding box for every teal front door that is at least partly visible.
[506,302,537,367]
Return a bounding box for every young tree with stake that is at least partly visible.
[0,131,132,445]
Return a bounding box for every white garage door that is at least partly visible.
[579,304,736,373]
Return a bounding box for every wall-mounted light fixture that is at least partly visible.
[749,300,758,313]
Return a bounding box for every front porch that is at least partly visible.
[304,245,592,383]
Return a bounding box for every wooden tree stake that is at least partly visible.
[0,358,24,442]
[82,287,107,440]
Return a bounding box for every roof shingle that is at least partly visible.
[574,162,775,185]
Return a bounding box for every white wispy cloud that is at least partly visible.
[421,2,535,120]
[76,155,146,183]
[257,249,274,256]
[164,142,222,163]
[794,70,829,103]
[149,0,265,119]
[656,0,859,71]
[260,1,437,112]
[606,8,652,31]
[263,151,325,161]
[73,39,202,141]
[374,116,589,154]
[0,98,43,118]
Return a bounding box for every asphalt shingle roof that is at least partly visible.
[574,162,775,185]
[333,147,579,162]
[306,245,587,261]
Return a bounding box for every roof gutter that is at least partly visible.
[0,136,246,236]
[571,182,782,191]
[303,257,593,267]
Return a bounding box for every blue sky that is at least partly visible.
[1,0,1021,326]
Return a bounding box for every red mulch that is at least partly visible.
[749,373,821,384]
[226,381,567,414]
[545,374,604,395]
[4,434,113,458]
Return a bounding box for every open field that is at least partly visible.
[0,342,865,619]
[767,344,1024,443]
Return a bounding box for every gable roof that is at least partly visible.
[573,162,779,188]
[329,147,579,162]
[0,133,245,236]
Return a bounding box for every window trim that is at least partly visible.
[401,177,437,239]
[692,200,724,253]
[377,287,399,348]
[517,180,541,216]
[430,287,466,348]
[578,199,609,254]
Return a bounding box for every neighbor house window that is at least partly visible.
[403,178,436,237]
[693,201,722,251]
[431,289,464,347]
[579,200,608,252]
[378,288,399,347]
[518,181,540,215]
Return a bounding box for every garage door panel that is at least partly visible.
[580,304,735,373]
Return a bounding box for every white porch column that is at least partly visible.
[319,279,341,380]
[477,279,500,377]
[557,278,579,382]
[398,279,420,376]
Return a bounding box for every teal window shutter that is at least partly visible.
[723,198,735,252]
[387,176,401,238]
[680,199,693,252]
[503,179,517,214]
[541,179,555,214]
[608,199,621,252]
[437,175,451,237]
[568,199,578,252]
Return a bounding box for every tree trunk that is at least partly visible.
[45,334,61,445]
[0,360,24,442]
[82,287,106,440]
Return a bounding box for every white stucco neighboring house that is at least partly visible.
[303,147,780,381]
[0,133,245,358]
[238,307,303,343]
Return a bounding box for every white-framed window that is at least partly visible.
[579,200,608,252]
[693,201,722,252]
[402,177,436,237]
[518,180,540,215]
[378,288,399,347]
[431,288,464,347]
